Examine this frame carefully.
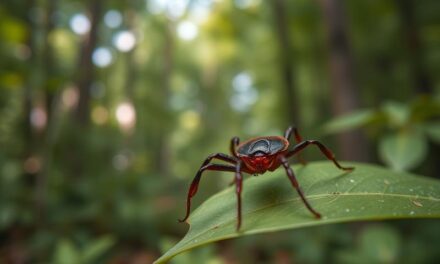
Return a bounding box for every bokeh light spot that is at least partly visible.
[92,47,113,68]
[104,10,123,28]
[24,156,42,174]
[147,0,189,20]
[188,1,212,23]
[70,13,90,35]
[91,106,109,125]
[230,72,259,112]
[179,110,200,131]
[116,101,136,131]
[232,72,253,92]
[61,86,79,110]
[113,31,136,52]
[177,21,198,41]
[112,152,130,171]
[30,106,47,130]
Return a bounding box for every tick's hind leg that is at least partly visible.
[287,140,354,171]
[284,125,307,165]
[280,156,321,218]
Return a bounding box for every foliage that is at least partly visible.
[52,236,115,264]
[324,97,440,171]
[156,162,440,263]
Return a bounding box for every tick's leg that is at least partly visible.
[280,156,321,218]
[184,153,237,188]
[204,153,237,166]
[230,137,240,158]
[284,126,303,142]
[284,125,307,165]
[235,161,243,231]
[179,163,236,223]
[287,140,354,171]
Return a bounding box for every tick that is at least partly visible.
[179,125,354,231]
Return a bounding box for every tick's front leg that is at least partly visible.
[179,162,236,223]
[235,161,244,231]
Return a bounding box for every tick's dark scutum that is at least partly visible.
[237,136,288,156]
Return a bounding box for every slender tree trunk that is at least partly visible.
[75,0,102,125]
[319,0,369,161]
[43,0,56,122]
[270,0,300,126]
[124,9,136,99]
[69,0,102,188]
[156,21,173,177]
[23,0,36,150]
[396,0,432,94]
[34,0,57,225]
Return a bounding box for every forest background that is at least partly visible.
[1,0,440,263]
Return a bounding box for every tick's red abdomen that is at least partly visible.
[241,154,283,174]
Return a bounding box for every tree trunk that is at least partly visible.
[75,0,102,125]
[69,0,102,189]
[156,21,173,177]
[270,0,300,126]
[35,0,57,226]
[396,0,432,94]
[23,0,36,150]
[124,8,137,99]
[319,0,369,161]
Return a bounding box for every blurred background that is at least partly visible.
[1,0,440,263]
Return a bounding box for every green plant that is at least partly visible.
[323,96,440,171]
[52,235,115,264]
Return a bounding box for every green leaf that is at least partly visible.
[155,162,440,264]
[323,109,376,133]
[382,101,410,126]
[82,235,115,263]
[53,239,80,264]
[379,131,428,171]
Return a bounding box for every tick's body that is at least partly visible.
[179,126,354,231]
[237,136,289,174]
